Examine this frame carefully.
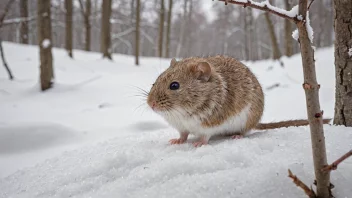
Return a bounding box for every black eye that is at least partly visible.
[169,82,180,90]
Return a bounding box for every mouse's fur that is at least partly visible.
[147,55,331,147]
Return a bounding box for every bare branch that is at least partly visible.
[307,0,315,10]
[288,169,316,198]
[0,0,15,28]
[2,16,36,27]
[322,150,352,172]
[78,0,86,17]
[217,0,299,22]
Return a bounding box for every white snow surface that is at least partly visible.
[348,47,352,57]
[0,42,351,198]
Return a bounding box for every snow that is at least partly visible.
[292,29,299,41]
[306,11,314,43]
[348,47,352,57]
[228,0,299,18]
[0,42,351,197]
[41,39,51,48]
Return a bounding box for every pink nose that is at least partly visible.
[151,101,156,109]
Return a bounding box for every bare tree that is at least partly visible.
[165,0,173,58]
[158,0,165,57]
[65,0,73,57]
[19,0,29,44]
[78,0,91,51]
[264,11,281,59]
[217,0,330,197]
[135,0,140,65]
[175,0,188,58]
[37,0,54,91]
[333,0,352,126]
[284,0,293,57]
[101,0,112,59]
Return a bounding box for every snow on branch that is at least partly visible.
[2,16,36,27]
[217,0,300,22]
[322,150,352,172]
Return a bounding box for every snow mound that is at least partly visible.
[1,126,351,198]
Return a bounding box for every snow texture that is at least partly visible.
[348,47,352,57]
[41,39,51,48]
[0,42,350,198]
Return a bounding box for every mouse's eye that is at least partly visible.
[169,82,180,90]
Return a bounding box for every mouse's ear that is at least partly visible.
[170,58,177,67]
[192,62,212,82]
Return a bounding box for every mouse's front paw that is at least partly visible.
[169,138,186,145]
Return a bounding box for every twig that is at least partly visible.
[0,0,15,28]
[218,0,299,22]
[322,150,352,172]
[288,169,316,198]
[307,0,315,10]
[0,38,14,80]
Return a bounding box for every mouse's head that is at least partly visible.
[147,57,224,117]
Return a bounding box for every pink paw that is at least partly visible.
[193,141,208,147]
[169,138,186,145]
[231,135,243,139]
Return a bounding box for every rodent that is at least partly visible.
[147,55,330,147]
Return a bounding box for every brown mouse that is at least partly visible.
[147,55,330,147]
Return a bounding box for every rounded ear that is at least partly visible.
[170,58,177,67]
[192,62,212,82]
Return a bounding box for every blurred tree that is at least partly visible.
[19,0,29,44]
[158,0,165,58]
[165,0,173,58]
[37,0,54,91]
[101,0,112,59]
[65,0,73,57]
[78,0,91,51]
[135,0,140,65]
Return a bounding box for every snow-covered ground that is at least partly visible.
[0,42,351,198]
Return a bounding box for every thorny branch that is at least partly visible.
[288,169,316,198]
[322,150,352,172]
[217,0,299,22]
[0,0,15,28]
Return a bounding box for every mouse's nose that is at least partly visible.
[151,101,157,109]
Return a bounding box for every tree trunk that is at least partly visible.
[264,12,281,60]
[19,0,29,44]
[333,0,352,126]
[37,0,54,91]
[0,38,14,80]
[135,0,140,65]
[175,0,188,58]
[85,0,91,51]
[158,0,165,58]
[284,0,293,57]
[165,0,173,58]
[65,0,73,58]
[297,1,330,197]
[101,0,112,59]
